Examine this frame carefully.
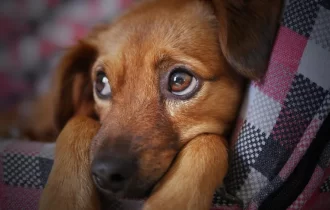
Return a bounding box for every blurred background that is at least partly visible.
[0,0,133,117]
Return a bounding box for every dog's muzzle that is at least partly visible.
[91,153,137,195]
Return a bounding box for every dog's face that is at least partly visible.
[90,0,244,199]
[54,0,282,200]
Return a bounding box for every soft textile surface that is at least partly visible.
[0,140,54,209]
[217,0,330,209]
[0,0,131,110]
[1,0,330,209]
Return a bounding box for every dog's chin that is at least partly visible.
[99,182,155,201]
[99,190,146,210]
[118,187,153,200]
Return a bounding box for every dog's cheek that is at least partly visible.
[137,147,178,186]
[165,79,244,143]
[164,92,213,144]
[93,102,111,122]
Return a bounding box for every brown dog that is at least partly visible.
[39,0,282,209]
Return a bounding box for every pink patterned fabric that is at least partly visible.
[1,0,330,210]
[0,0,133,110]
[219,1,330,209]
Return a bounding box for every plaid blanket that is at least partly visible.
[217,0,330,209]
[0,0,131,110]
[1,0,330,209]
[0,140,55,209]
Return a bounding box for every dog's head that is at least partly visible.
[54,0,282,199]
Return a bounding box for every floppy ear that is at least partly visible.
[209,0,283,79]
[53,40,98,130]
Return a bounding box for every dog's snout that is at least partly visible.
[91,154,137,194]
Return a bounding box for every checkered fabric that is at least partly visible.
[212,0,330,210]
[0,0,330,210]
[0,140,54,210]
[0,0,131,110]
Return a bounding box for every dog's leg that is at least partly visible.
[143,134,228,210]
[39,116,100,210]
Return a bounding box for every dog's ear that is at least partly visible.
[209,0,282,79]
[53,24,109,130]
[53,40,98,130]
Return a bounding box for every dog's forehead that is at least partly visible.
[97,0,219,61]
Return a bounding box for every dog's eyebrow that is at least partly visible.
[153,54,173,71]
[153,51,221,80]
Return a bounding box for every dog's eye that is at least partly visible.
[169,68,197,96]
[94,71,111,99]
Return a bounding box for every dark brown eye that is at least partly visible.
[169,68,198,96]
[94,71,111,99]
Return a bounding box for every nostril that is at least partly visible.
[91,163,132,194]
[91,155,137,194]
[92,173,108,190]
[94,174,101,184]
[111,174,125,183]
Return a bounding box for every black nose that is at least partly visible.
[91,154,137,194]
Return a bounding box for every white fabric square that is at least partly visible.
[298,40,330,90]
[236,167,269,207]
[238,84,258,119]
[39,143,55,160]
[246,88,282,137]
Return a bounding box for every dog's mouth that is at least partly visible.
[92,173,157,201]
